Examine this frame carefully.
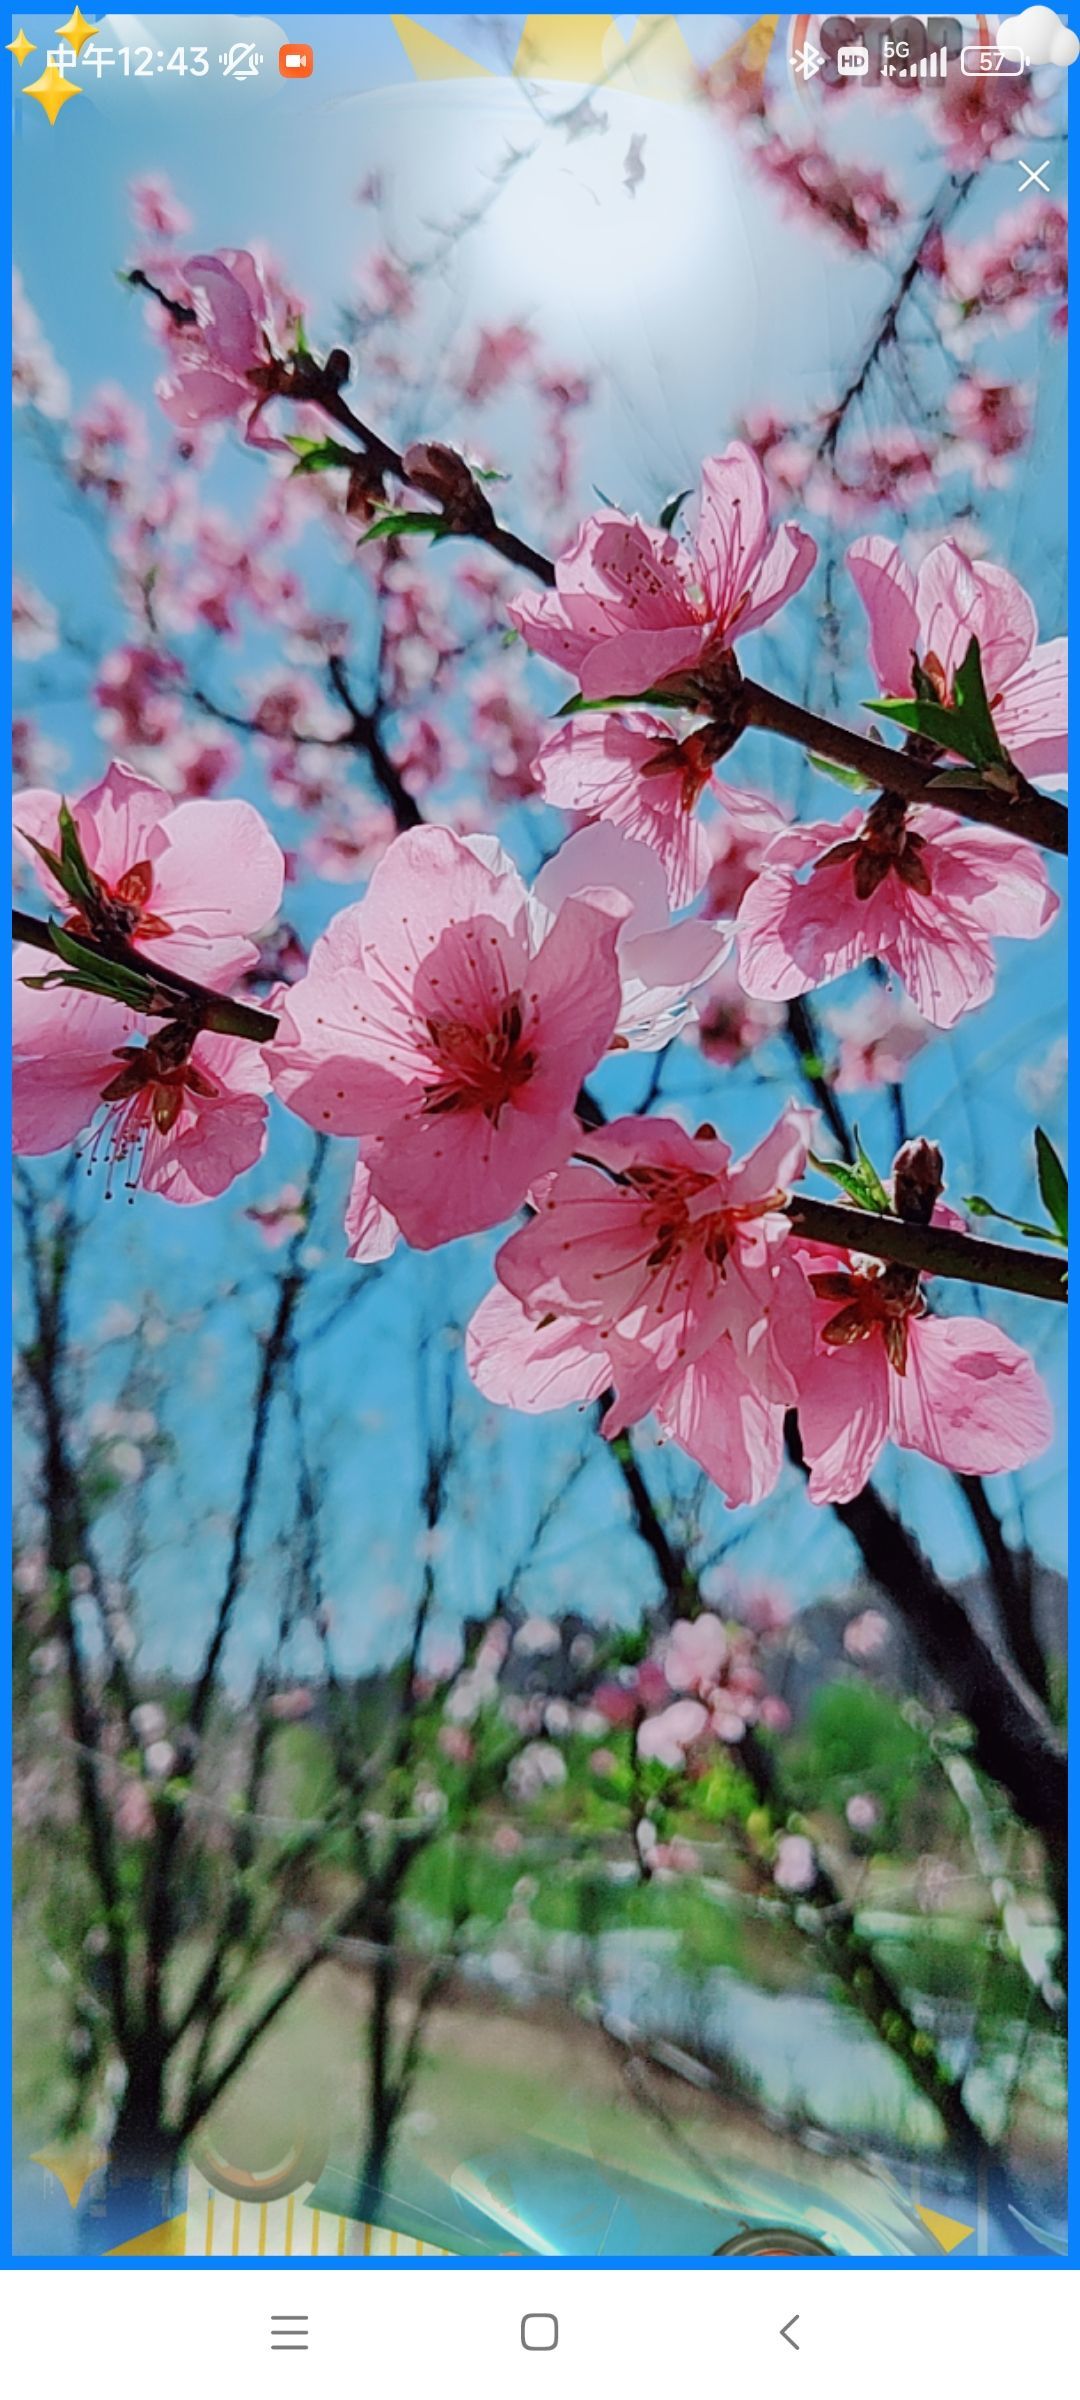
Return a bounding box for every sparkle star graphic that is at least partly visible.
[7,26,36,65]
[22,54,82,120]
[56,6,98,53]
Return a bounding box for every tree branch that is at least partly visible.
[742,680,1068,855]
[12,910,279,1045]
[786,1193,1066,1303]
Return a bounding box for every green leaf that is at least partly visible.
[853,1128,890,1214]
[357,509,448,545]
[1034,1127,1068,1242]
[809,1148,889,1215]
[953,635,1005,765]
[964,1192,1067,1248]
[22,806,100,913]
[285,434,355,476]
[808,754,875,793]
[658,487,692,532]
[555,687,681,719]
[45,921,159,1012]
[867,638,1007,774]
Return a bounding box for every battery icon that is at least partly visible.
[960,45,1025,74]
[279,41,314,78]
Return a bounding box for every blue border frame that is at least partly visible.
[2,3,1073,2273]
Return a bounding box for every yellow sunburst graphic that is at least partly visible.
[391,13,779,102]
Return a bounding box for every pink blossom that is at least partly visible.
[774,1833,817,1893]
[129,174,192,242]
[736,798,1057,1030]
[637,1699,709,1767]
[94,646,183,750]
[947,376,1034,486]
[846,1793,880,1834]
[244,1182,307,1249]
[509,444,816,701]
[268,1687,315,1723]
[14,761,285,991]
[843,1610,890,1662]
[470,669,542,808]
[155,251,292,442]
[455,323,534,404]
[468,1108,814,1506]
[356,246,414,321]
[754,135,902,255]
[13,716,66,789]
[268,826,626,1249]
[935,64,1037,169]
[12,970,270,1202]
[792,1241,1053,1504]
[663,1614,729,1696]
[848,535,1067,784]
[693,958,783,1067]
[823,989,931,1092]
[942,200,1067,338]
[12,577,58,662]
[530,823,729,1052]
[532,711,715,906]
[701,784,790,920]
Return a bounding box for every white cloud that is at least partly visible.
[997,7,1080,67]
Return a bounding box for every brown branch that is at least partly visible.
[789,1433,1067,1851]
[742,680,1068,855]
[325,655,424,831]
[787,1193,1066,1303]
[12,910,279,1044]
[814,173,977,459]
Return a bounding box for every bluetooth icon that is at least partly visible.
[791,42,826,79]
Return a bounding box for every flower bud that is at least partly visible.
[892,1137,944,1224]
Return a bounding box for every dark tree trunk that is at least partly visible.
[80,2057,180,2253]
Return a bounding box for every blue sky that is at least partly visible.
[12,16,1068,1682]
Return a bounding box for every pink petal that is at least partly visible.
[927,820,1058,942]
[890,1313,1053,1477]
[695,444,770,625]
[796,1334,891,1505]
[656,1345,787,1508]
[357,825,529,985]
[736,847,876,1000]
[520,890,627,1112]
[144,798,285,984]
[466,1282,611,1411]
[505,586,591,678]
[914,544,1037,695]
[184,252,261,371]
[734,521,818,640]
[578,624,707,702]
[992,639,1068,781]
[344,1157,400,1263]
[876,888,996,1027]
[365,1094,577,1251]
[268,962,424,1136]
[847,536,919,695]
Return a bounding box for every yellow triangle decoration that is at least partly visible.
[514,15,616,82]
[108,2211,188,2255]
[390,10,778,104]
[916,2203,974,2253]
[391,16,491,79]
[30,2139,105,2209]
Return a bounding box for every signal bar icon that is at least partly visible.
[895,42,950,78]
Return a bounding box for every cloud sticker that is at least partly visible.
[997,7,1080,66]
